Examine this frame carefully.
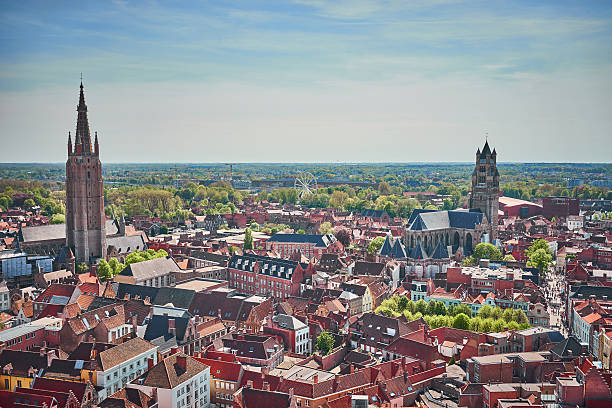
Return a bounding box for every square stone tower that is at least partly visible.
[65,82,106,263]
[469,141,499,242]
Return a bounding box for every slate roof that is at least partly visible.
[430,242,450,259]
[229,253,302,281]
[550,336,583,357]
[116,283,159,304]
[407,210,484,231]
[153,287,195,309]
[140,353,208,389]
[268,233,335,247]
[118,256,179,280]
[379,236,394,256]
[143,315,189,343]
[391,239,407,259]
[107,235,147,253]
[362,209,388,219]
[20,219,118,243]
[189,250,230,266]
[409,242,428,259]
[272,314,307,331]
[353,261,385,276]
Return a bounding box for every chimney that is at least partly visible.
[313,374,318,384]
[261,366,269,376]
[47,349,57,367]
[246,380,253,389]
[289,388,294,400]
[176,355,187,371]
[148,358,155,370]
[350,364,354,374]
[169,319,176,336]
[263,381,270,391]
[171,346,179,355]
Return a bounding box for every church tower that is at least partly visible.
[469,141,499,242]
[65,81,106,263]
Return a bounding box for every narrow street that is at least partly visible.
[541,264,568,337]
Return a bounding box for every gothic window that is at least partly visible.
[479,166,485,173]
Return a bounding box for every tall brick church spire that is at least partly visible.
[75,81,93,154]
[66,81,106,264]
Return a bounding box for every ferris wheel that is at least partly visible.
[294,172,318,198]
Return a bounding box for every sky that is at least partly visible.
[0,0,611,163]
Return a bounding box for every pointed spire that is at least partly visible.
[94,131,99,155]
[482,140,491,155]
[492,147,497,156]
[68,131,72,155]
[75,80,92,154]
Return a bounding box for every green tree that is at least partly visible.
[316,331,335,355]
[97,260,112,281]
[452,313,470,330]
[477,305,493,319]
[77,262,88,273]
[502,308,515,323]
[462,256,475,266]
[159,225,169,234]
[448,355,456,365]
[24,198,36,208]
[503,254,516,262]
[297,229,305,234]
[434,301,448,316]
[525,239,551,259]
[397,296,409,312]
[480,318,493,333]
[452,304,472,317]
[472,243,502,261]
[415,299,427,315]
[512,309,529,325]
[490,307,503,320]
[367,236,386,255]
[318,222,333,235]
[243,227,254,250]
[50,213,65,224]
[426,300,437,316]
[527,248,553,277]
[492,318,506,332]
[378,182,392,195]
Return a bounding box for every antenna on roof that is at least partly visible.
[485,131,488,142]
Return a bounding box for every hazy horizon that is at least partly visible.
[1,1,611,163]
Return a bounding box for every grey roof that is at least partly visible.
[410,242,428,259]
[408,209,484,231]
[229,253,301,281]
[391,239,407,259]
[107,234,146,254]
[430,242,449,259]
[379,235,394,256]
[0,323,42,342]
[268,233,335,247]
[551,336,582,357]
[20,219,118,243]
[272,314,307,331]
[118,256,179,280]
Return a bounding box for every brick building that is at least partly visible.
[227,254,312,299]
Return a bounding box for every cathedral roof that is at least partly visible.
[430,242,449,259]
[410,242,428,260]
[379,235,394,256]
[391,239,407,259]
[407,210,484,232]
